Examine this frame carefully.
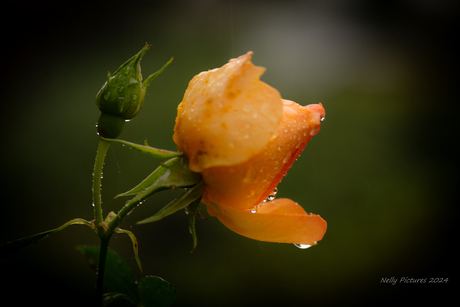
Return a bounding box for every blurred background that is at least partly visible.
[1,0,457,305]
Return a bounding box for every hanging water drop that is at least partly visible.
[249,209,257,213]
[294,243,312,249]
[266,194,275,201]
[320,116,325,122]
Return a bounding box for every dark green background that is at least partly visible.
[1,0,456,305]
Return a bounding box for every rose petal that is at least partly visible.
[204,198,327,244]
[201,100,325,211]
[173,52,283,172]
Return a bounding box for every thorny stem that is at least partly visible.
[92,137,112,306]
[93,138,111,235]
[108,193,144,232]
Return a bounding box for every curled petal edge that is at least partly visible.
[204,198,327,245]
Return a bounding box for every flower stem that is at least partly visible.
[94,236,111,306]
[93,138,111,232]
[92,137,112,306]
[108,194,143,232]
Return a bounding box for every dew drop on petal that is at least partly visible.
[242,104,253,113]
[294,243,312,249]
[249,209,257,213]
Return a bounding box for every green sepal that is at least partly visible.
[185,196,207,252]
[139,276,176,307]
[116,157,202,199]
[137,181,204,224]
[141,56,173,103]
[1,218,96,261]
[101,137,183,159]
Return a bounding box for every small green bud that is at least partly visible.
[95,43,173,138]
[96,43,146,119]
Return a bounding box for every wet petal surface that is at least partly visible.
[202,100,325,211]
[205,198,327,244]
[173,52,283,172]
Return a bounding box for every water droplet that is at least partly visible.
[242,104,253,113]
[273,188,278,195]
[249,209,257,213]
[294,243,312,249]
[320,116,325,122]
[266,194,275,201]
[243,168,257,183]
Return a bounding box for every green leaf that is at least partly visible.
[116,157,202,199]
[138,276,176,307]
[137,181,204,224]
[114,228,142,274]
[102,292,136,307]
[77,246,137,303]
[1,218,95,261]
[0,229,57,261]
[101,137,183,159]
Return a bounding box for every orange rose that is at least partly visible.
[173,52,326,246]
